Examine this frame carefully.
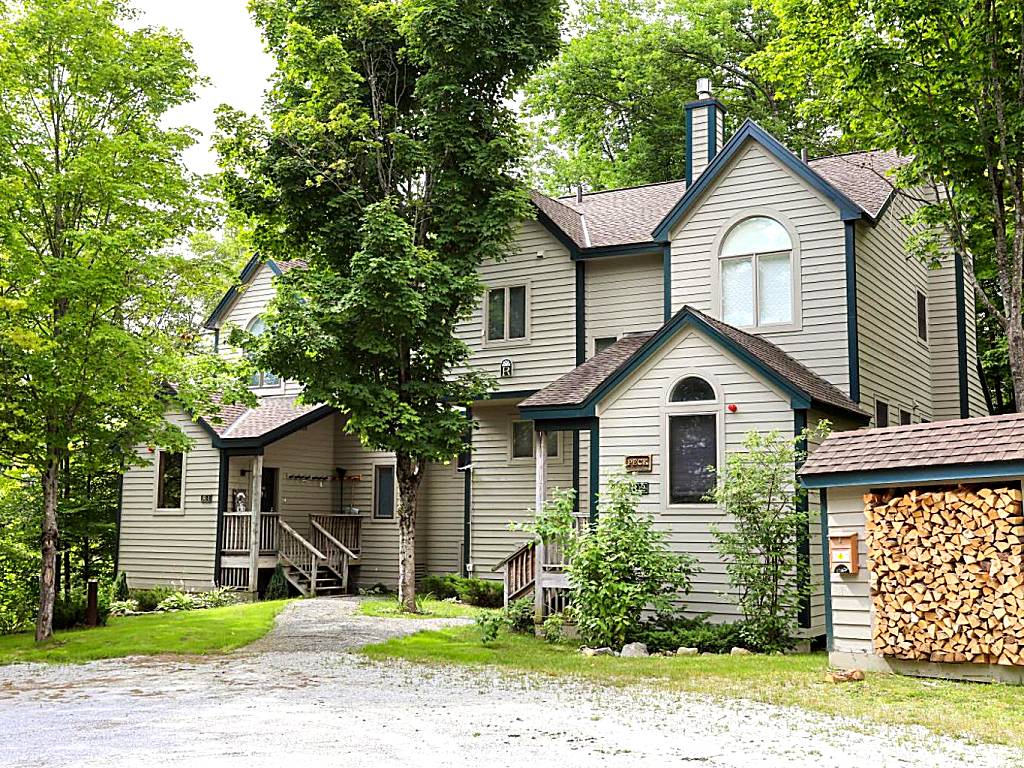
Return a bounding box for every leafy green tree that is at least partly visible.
[217,0,562,611]
[525,0,834,192]
[761,0,1024,409]
[0,0,247,641]
[706,427,825,652]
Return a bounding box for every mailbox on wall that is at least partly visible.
[829,533,859,575]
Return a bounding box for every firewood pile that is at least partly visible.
[865,485,1024,666]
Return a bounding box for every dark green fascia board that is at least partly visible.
[684,105,693,187]
[531,206,583,259]
[522,415,598,432]
[572,241,667,261]
[662,244,672,322]
[576,261,586,366]
[652,119,867,242]
[845,222,861,403]
[478,388,538,402]
[801,460,1024,489]
[204,255,284,330]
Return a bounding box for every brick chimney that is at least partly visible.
[685,78,726,186]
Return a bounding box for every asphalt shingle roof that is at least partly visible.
[800,413,1024,478]
[809,150,907,220]
[520,306,864,419]
[204,396,331,439]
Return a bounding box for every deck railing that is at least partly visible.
[498,543,536,607]
[309,513,361,555]
[220,512,280,554]
[278,520,325,596]
[310,519,357,591]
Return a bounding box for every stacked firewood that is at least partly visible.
[865,485,1024,666]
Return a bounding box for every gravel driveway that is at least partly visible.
[1,597,1021,768]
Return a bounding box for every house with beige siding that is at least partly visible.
[117,82,988,637]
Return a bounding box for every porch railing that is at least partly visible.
[220,512,280,554]
[310,519,357,592]
[309,513,361,555]
[278,520,325,596]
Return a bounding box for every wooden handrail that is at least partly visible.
[310,519,357,560]
[279,520,326,560]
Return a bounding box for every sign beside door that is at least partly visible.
[625,455,653,473]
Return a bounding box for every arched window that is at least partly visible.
[720,216,793,327]
[246,316,281,388]
[670,376,715,403]
[666,375,718,505]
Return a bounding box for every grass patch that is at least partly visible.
[358,597,487,620]
[364,626,1024,748]
[0,600,289,665]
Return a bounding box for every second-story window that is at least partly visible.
[246,316,281,388]
[917,291,928,341]
[720,216,794,328]
[486,285,527,342]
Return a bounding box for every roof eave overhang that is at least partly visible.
[651,120,868,242]
[200,404,337,451]
[572,241,668,261]
[801,459,1024,489]
[204,256,284,330]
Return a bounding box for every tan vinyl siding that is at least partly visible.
[261,415,338,534]
[458,220,576,392]
[595,327,810,626]
[420,459,465,576]
[669,141,850,394]
[827,486,878,655]
[117,412,219,590]
[467,400,573,577]
[855,195,934,424]
[584,252,663,358]
[929,260,961,421]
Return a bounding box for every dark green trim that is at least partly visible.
[572,241,665,261]
[707,103,718,163]
[794,409,811,629]
[845,222,860,403]
[654,120,866,241]
[589,421,600,524]
[572,431,581,515]
[462,407,472,577]
[479,388,538,402]
[820,488,834,652]
[204,256,284,330]
[114,473,124,575]
[520,306,868,424]
[662,244,672,322]
[684,106,693,187]
[576,261,586,366]
[523,415,598,432]
[532,206,582,259]
[954,247,970,417]
[214,450,230,586]
[802,459,1024,489]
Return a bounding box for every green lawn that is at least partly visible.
[358,597,488,619]
[364,626,1024,749]
[0,600,289,665]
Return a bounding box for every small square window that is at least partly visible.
[876,400,889,428]
[917,292,928,341]
[900,409,912,425]
[156,451,183,510]
[511,421,557,459]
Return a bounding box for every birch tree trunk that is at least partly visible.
[36,459,60,642]
[396,452,422,612]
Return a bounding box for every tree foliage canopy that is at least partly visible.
[524,0,834,193]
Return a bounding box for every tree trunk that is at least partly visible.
[63,549,71,599]
[395,452,422,612]
[36,460,60,642]
[1007,315,1024,411]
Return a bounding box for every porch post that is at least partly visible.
[534,426,547,624]
[248,454,264,594]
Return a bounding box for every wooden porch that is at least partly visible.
[219,512,362,597]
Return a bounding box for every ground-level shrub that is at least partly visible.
[133,586,175,612]
[112,572,129,601]
[635,615,768,654]
[474,611,504,644]
[52,591,111,630]
[264,565,290,601]
[541,612,566,644]
[420,574,460,601]
[504,597,534,633]
[154,588,238,613]
[454,578,503,608]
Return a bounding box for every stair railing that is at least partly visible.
[494,542,536,608]
[278,520,326,597]
[310,519,357,592]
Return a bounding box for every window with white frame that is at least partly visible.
[667,376,718,505]
[486,285,527,342]
[720,216,794,327]
[511,420,558,460]
[156,450,184,511]
[373,465,396,519]
[246,316,282,388]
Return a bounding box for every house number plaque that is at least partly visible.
[624,455,652,473]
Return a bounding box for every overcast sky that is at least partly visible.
[132,0,274,176]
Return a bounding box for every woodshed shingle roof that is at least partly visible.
[800,413,1024,480]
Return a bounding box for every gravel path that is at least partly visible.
[1,598,1022,768]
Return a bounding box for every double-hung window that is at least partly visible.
[486,285,527,342]
[666,376,718,505]
[720,217,794,328]
[511,420,558,460]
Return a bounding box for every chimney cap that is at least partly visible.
[696,78,712,99]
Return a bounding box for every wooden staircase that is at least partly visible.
[495,542,536,607]
[278,519,358,597]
